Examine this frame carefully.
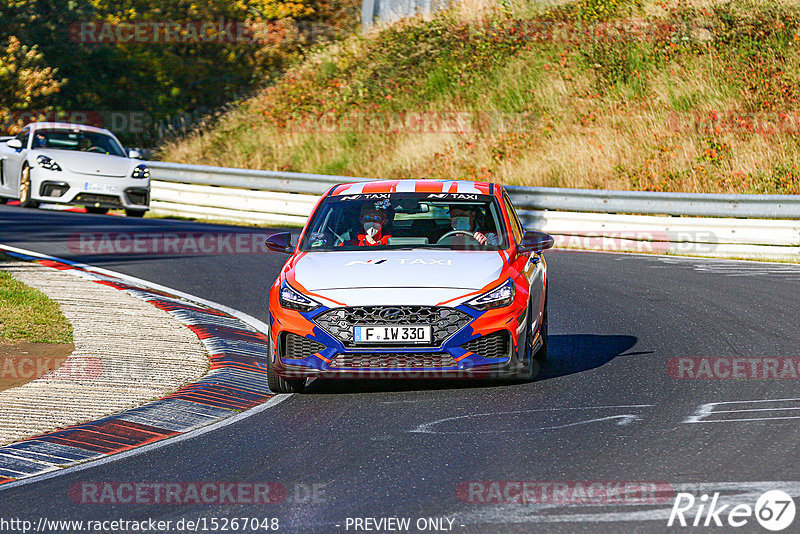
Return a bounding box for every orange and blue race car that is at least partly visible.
[265,180,554,392]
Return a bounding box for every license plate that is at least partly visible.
[353,325,431,343]
[84,182,117,193]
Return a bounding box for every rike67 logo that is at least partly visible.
[668,490,796,531]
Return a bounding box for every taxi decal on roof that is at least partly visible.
[330,180,491,197]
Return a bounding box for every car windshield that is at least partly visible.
[300,192,508,251]
[31,129,126,157]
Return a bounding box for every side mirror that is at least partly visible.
[128,149,142,159]
[518,231,554,254]
[266,232,294,254]
[6,139,23,150]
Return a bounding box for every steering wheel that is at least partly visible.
[436,230,479,245]
[86,146,106,153]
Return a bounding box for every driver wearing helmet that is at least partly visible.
[448,205,499,246]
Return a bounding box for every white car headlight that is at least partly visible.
[131,164,150,179]
[36,155,62,171]
[466,278,516,310]
[279,280,320,312]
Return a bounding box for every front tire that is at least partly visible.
[534,303,548,363]
[125,209,146,218]
[19,165,39,208]
[266,334,306,393]
[515,298,548,380]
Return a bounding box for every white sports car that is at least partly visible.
[0,122,150,216]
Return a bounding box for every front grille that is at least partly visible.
[280,333,325,360]
[73,193,122,207]
[315,306,471,347]
[329,352,457,369]
[125,188,149,206]
[461,331,510,359]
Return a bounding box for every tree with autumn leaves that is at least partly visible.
[0,0,358,142]
[0,36,62,121]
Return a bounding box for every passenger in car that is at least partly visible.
[342,202,393,246]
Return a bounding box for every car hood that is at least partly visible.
[293,250,505,293]
[33,149,133,177]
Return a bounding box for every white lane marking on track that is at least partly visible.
[0,243,289,491]
[639,256,800,278]
[684,398,800,424]
[454,481,800,524]
[410,405,653,434]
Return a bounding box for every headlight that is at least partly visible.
[466,278,516,310]
[279,280,320,312]
[131,164,150,179]
[36,155,62,171]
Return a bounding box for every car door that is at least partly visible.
[0,127,30,197]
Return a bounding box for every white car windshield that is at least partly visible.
[31,129,126,157]
[300,192,508,251]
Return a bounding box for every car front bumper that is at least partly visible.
[268,296,532,381]
[30,167,150,211]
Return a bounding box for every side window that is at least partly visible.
[15,128,29,147]
[502,190,523,244]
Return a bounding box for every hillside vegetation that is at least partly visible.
[0,0,358,144]
[161,0,800,194]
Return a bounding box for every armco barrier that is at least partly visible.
[147,161,800,261]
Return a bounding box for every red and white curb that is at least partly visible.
[0,245,279,487]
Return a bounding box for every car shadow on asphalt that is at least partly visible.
[306,334,646,394]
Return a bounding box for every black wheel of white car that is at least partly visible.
[19,165,38,208]
[266,335,306,393]
[125,209,146,218]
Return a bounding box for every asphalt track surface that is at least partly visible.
[2,204,800,533]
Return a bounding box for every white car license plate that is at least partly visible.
[353,325,431,343]
[84,182,117,193]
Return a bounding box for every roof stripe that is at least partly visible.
[329,180,494,196]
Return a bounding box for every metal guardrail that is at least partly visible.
[148,161,369,196]
[147,161,800,260]
[505,186,800,219]
[148,161,800,219]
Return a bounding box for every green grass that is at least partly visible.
[0,256,73,344]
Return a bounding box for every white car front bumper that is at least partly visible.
[29,167,150,211]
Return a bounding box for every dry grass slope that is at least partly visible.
[160,0,800,194]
